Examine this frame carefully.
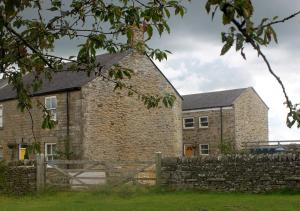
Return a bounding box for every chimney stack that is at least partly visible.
[129,23,147,51]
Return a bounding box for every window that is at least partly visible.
[45,96,57,121]
[200,144,209,155]
[45,143,57,161]
[0,105,3,127]
[199,116,209,128]
[183,117,194,129]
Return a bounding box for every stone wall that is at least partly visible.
[182,108,235,156]
[82,51,182,162]
[234,88,269,149]
[4,165,36,195]
[0,90,83,160]
[161,154,300,193]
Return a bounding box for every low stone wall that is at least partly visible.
[5,166,36,195]
[161,154,300,193]
[1,163,36,195]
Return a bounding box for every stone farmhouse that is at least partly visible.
[0,49,183,162]
[182,87,269,157]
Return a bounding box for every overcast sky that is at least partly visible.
[51,0,300,140]
[150,0,300,141]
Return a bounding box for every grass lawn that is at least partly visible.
[0,187,300,211]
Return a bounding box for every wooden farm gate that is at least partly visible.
[38,153,162,190]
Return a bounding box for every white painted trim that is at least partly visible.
[199,144,209,155]
[183,117,195,129]
[199,116,209,128]
[45,96,57,121]
[45,143,57,161]
[182,106,233,113]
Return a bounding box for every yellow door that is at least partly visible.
[19,148,26,160]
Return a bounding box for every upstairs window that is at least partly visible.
[45,96,57,121]
[183,117,194,129]
[0,105,3,128]
[199,116,209,128]
[200,144,209,155]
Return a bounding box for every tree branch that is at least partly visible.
[258,11,300,30]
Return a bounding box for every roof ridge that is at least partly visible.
[182,87,248,96]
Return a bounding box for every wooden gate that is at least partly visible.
[44,157,159,189]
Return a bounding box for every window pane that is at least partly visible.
[185,122,194,127]
[51,110,57,121]
[201,145,208,150]
[51,97,57,109]
[45,98,51,109]
[184,118,194,128]
[200,117,207,122]
[185,118,193,123]
[52,144,57,153]
[47,145,52,154]
[201,122,208,127]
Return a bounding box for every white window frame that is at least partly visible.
[45,96,57,121]
[183,117,194,129]
[199,116,209,128]
[199,144,209,155]
[0,105,3,128]
[45,143,57,161]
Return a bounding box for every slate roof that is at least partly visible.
[182,88,247,111]
[0,51,130,102]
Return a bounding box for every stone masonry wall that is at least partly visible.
[182,108,235,156]
[4,166,36,195]
[234,88,269,149]
[81,51,182,162]
[0,90,82,160]
[161,154,300,193]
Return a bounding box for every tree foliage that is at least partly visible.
[1,0,300,135]
[205,0,300,128]
[0,0,188,132]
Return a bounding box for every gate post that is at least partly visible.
[155,152,162,186]
[36,154,45,192]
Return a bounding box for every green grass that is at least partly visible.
[0,187,300,211]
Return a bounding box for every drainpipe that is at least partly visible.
[66,91,71,161]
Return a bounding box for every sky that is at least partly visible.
[20,0,300,141]
[147,0,300,141]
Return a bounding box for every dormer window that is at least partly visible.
[183,117,194,129]
[45,96,57,121]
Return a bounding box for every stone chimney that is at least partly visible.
[129,23,147,51]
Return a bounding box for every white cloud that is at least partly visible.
[155,35,300,141]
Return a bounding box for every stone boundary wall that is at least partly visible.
[3,165,36,195]
[160,154,300,193]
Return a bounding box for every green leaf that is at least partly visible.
[236,34,244,51]
[220,36,234,55]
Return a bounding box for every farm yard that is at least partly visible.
[0,188,300,211]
